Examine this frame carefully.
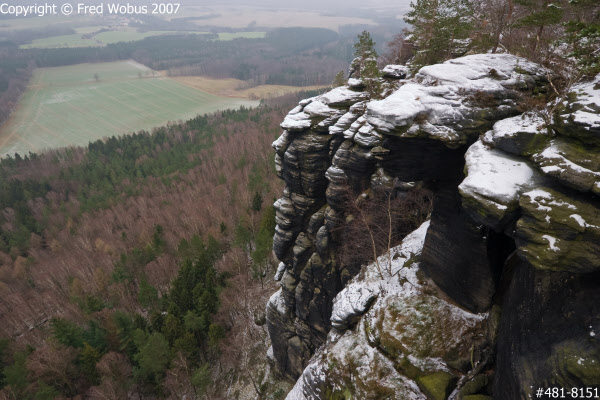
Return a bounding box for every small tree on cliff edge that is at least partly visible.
[350,31,382,98]
[331,70,345,88]
[404,0,473,70]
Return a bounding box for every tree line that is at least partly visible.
[396,0,599,77]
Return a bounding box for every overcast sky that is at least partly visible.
[189,0,413,13]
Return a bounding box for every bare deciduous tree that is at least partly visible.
[335,183,434,277]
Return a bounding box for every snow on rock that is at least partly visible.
[531,139,600,195]
[367,83,430,130]
[382,64,409,79]
[569,74,600,129]
[569,214,599,230]
[329,110,360,136]
[286,378,308,400]
[554,74,600,146]
[489,113,546,138]
[542,235,560,252]
[482,112,550,156]
[274,262,286,281]
[287,220,490,399]
[517,187,600,273]
[279,87,368,133]
[281,112,313,132]
[269,289,288,315]
[366,54,548,147]
[330,285,377,330]
[320,86,368,107]
[417,53,545,92]
[302,99,339,118]
[325,221,432,331]
[459,140,541,228]
[461,140,537,204]
[272,130,291,154]
[299,97,316,107]
[347,78,364,89]
[354,123,384,147]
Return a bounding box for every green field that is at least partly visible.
[20,33,102,49]
[20,29,208,49]
[19,28,265,49]
[0,61,257,157]
[217,32,266,40]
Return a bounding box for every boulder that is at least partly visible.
[481,112,550,156]
[459,140,543,231]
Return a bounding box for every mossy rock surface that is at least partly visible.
[376,290,489,363]
[459,375,489,398]
[531,138,600,195]
[463,395,493,400]
[552,79,600,147]
[516,186,600,273]
[417,371,457,400]
[548,340,600,387]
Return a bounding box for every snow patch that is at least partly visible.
[268,289,288,314]
[331,285,377,330]
[274,262,286,281]
[417,53,544,92]
[542,235,560,251]
[459,140,538,206]
[534,141,600,179]
[522,189,578,214]
[281,112,312,132]
[569,75,600,128]
[489,113,547,139]
[303,100,338,118]
[320,86,368,107]
[570,214,587,228]
[382,64,409,79]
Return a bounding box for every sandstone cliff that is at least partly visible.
[266,54,600,399]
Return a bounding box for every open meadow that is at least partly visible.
[18,27,265,49]
[0,61,257,157]
[171,75,327,99]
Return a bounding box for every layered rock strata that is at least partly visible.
[266,55,600,398]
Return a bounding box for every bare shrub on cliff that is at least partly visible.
[335,183,433,276]
[381,34,414,66]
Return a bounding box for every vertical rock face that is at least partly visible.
[267,55,600,398]
[494,259,600,399]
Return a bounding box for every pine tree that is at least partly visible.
[513,0,563,54]
[404,0,474,69]
[138,278,159,309]
[134,332,170,382]
[565,0,600,77]
[331,70,345,88]
[350,31,382,98]
[251,191,263,212]
[3,352,28,396]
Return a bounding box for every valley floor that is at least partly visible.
[0,61,257,158]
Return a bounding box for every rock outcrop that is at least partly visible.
[266,54,600,398]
